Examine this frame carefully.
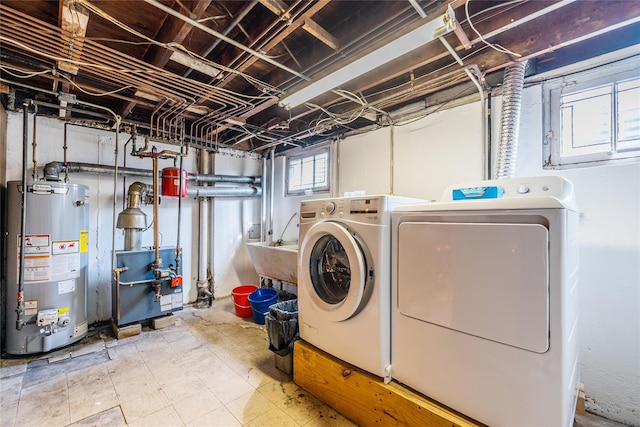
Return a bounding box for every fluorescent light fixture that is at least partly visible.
[279,6,455,109]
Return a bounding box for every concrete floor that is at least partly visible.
[0,297,629,427]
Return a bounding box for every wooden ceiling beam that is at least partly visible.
[216,0,331,89]
[280,0,640,125]
[258,0,339,50]
[120,0,212,118]
[57,0,89,75]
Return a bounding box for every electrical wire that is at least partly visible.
[75,0,280,95]
[58,73,135,97]
[0,64,51,78]
[466,0,525,22]
[465,0,522,58]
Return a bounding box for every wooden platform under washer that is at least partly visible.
[293,340,484,427]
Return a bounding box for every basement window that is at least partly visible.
[544,56,640,167]
[286,147,330,196]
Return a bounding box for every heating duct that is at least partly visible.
[495,60,528,179]
[43,161,261,185]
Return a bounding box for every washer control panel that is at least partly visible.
[300,196,384,223]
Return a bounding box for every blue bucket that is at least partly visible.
[247,288,278,324]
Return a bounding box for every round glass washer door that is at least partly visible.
[299,221,367,322]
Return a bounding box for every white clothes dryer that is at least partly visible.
[392,176,580,427]
[298,195,422,381]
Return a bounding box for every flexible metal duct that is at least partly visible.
[187,186,262,197]
[495,60,528,179]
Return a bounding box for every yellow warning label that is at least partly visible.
[80,230,89,253]
[58,307,69,316]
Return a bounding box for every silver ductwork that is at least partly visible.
[116,182,152,251]
[44,161,154,181]
[43,161,261,184]
[190,174,260,185]
[495,60,528,179]
[187,186,261,198]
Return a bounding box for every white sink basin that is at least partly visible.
[246,241,298,284]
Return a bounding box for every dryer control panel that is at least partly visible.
[442,176,577,210]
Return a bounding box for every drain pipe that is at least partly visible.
[260,155,267,242]
[196,150,212,303]
[31,107,38,180]
[495,61,528,179]
[268,147,275,243]
[16,99,34,330]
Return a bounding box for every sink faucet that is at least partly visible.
[274,212,298,246]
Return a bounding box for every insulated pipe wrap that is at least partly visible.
[495,60,527,179]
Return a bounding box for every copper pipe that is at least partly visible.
[113,267,128,321]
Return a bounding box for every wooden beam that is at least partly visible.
[121,0,211,118]
[286,0,640,120]
[57,0,89,75]
[302,19,339,50]
[227,0,331,79]
[294,340,484,427]
[259,0,338,50]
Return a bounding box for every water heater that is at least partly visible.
[5,181,89,354]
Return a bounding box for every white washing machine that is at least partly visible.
[391,176,580,427]
[298,195,422,381]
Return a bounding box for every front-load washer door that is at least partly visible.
[299,221,368,322]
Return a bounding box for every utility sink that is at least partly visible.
[246,241,298,285]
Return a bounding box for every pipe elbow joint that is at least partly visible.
[43,161,64,181]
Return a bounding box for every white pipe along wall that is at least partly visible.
[4,112,262,322]
[270,59,639,425]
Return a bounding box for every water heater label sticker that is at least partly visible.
[18,234,51,254]
[58,279,76,294]
[17,235,52,282]
[80,230,89,253]
[52,253,81,280]
[19,255,51,282]
[53,240,79,254]
[74,320,88,337]
[25,300,38,316]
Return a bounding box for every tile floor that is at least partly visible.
[0,297,626,427]
[0,298,355,427]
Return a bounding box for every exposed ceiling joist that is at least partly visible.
[121,0,212,118]
[258,0,339,50]
[1,0,638,153]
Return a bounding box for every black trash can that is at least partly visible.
[265,299,299,374]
